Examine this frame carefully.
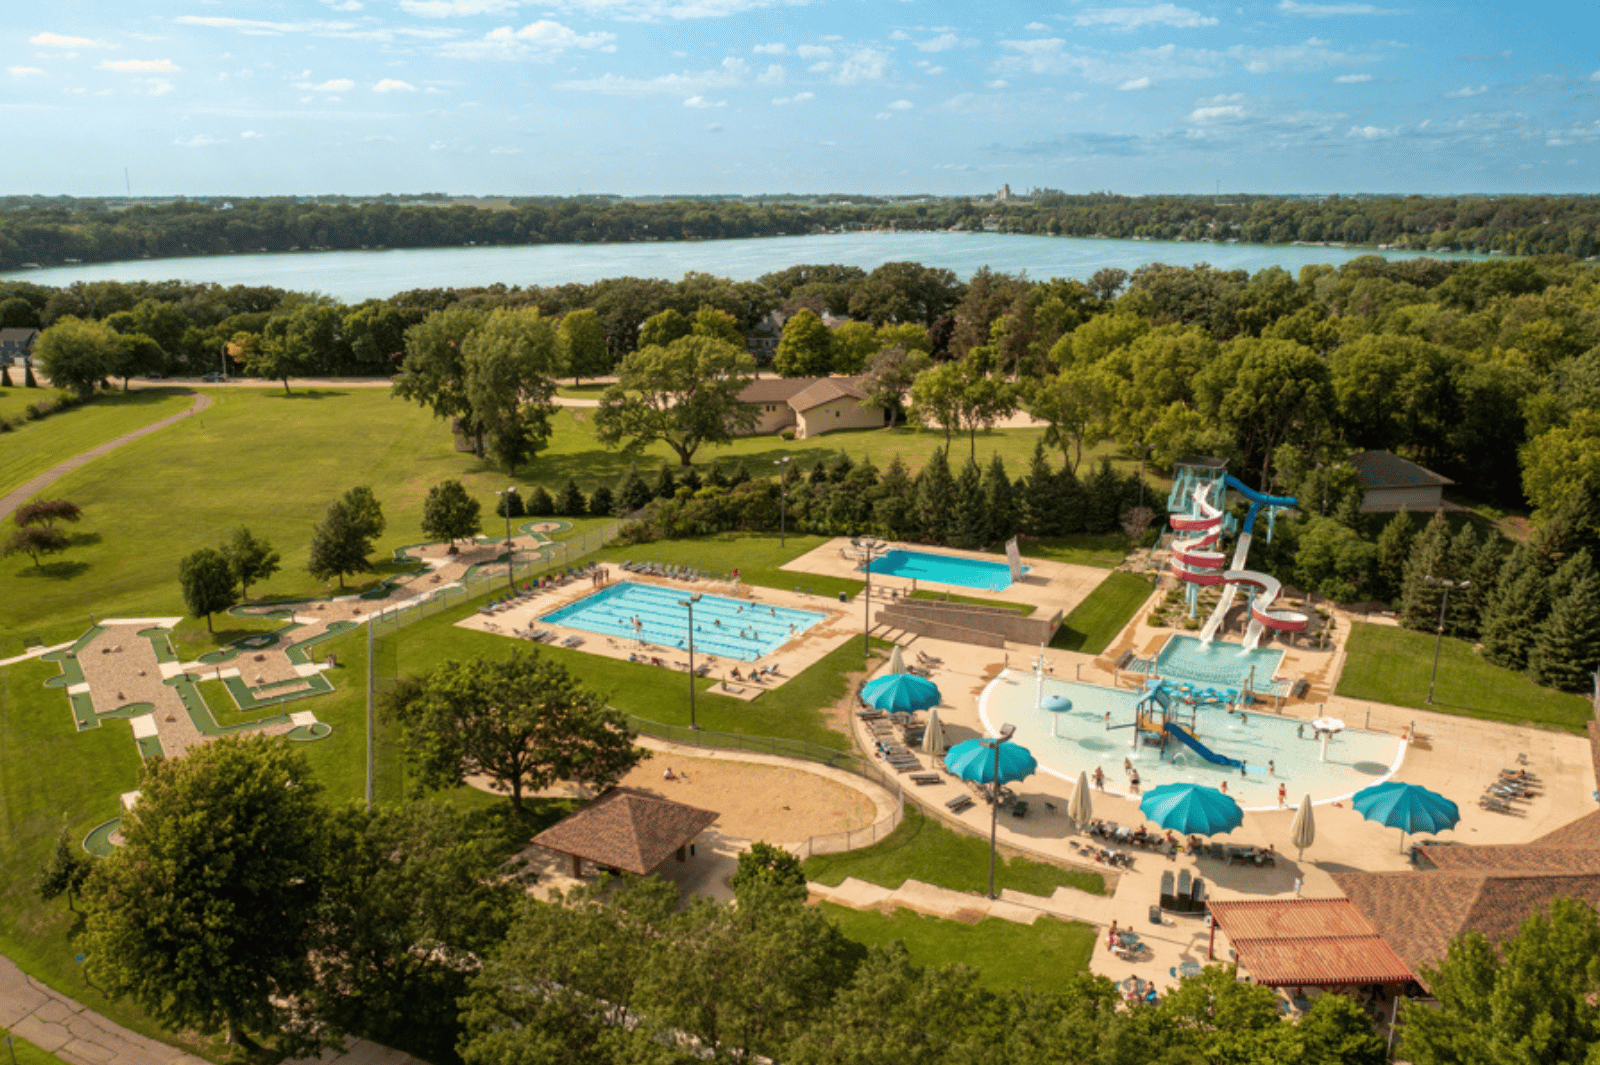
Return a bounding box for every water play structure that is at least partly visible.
[1166,458,1309,651]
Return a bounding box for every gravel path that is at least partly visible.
[0,390,210,524]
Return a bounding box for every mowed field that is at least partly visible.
[0,385,1137,652]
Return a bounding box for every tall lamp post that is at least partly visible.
[774,457,791,547]
[985,723,1017,899]
[854,536,888,659]
[1424,575,1470,705]
[495,487,518,594]
[678,593,702,730]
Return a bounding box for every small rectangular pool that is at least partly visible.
[865,548,1025,592]
[1154,635,1288,695]
[540,582,826,662]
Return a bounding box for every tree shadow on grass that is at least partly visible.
[268,389,348,400]
[67,531,102,548]
[16,560,90,581]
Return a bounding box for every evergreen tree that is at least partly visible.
[949,458,987,550]
[705,462,729,489]
[983,453,1016,545]
[524,485,555,517]
[615,465,653,514]
[808,456,830,487]
[828,450,854,483]
[1443,524,1480,637]
[24,361,37,387]
[1481,564,1549,670]
[1016,441,1059,536]
[1528,572,1600,692]
[727,459,751,487]
[1551,476,1600,565]
[678,466,702,494]
[0,363,10,387]
[1083,458,1123,535]
[1461,537,1505,639]
[1398,511,1451,631]
[874,455,916,541]
[1372,509,1415,603]
[914,448,956,545]
[653,464,677,500]
[587,484,614,517]
[1331,485,1367,535]
[556,479,587,516]
[493,487,526,518]
[1547,548,1595,604]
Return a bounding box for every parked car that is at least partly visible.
[200,372,226,382]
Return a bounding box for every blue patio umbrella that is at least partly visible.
[1042,694,1073,737]
[1352,781,1460,851]
[945,736,1038,786]
[861,672,941,714]
[1139,782,1244,836]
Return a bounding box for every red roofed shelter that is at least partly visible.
[1205,898,1417,989]
[532,786,719,878]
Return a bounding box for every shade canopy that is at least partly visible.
[921,707,946,755]
[1042,694,1073,713]
[1352,781,1460,835]
[1139,782,1243,836]
[945,736,1037,786]
[861,672,941,714]
[1291,794,1316,858]
[888,644,906,674]
[1068,770,1093,826]
[1311,717,1346,733]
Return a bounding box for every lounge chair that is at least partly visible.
[1190,878,1207,912]
[1159,870,1176,910]
[1208,842,1225,863]
[1176,869,1192,912]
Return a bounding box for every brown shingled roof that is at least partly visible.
[1536,807,1600,849]
[739,376,828,404]
[532,786,719,876]
[787,377,868,413]
[1416,844,1600,874]
[1207,898,1416,988]
[1349,450,1455,490]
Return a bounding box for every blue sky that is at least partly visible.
[3,0,1596,197]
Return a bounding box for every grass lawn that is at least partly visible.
[0,384,75,423]
[1050,571,1156,654]
[1021,534,1131,570]
[589,532,866,600]
[803,805,1107,898]
[818,904,1096,991]
[0,1027,73,1065]
[1336,621,1593,734]
[0,388,195,501]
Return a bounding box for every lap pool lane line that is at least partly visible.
[0,390,212,523]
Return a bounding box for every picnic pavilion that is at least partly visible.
[532,786,719,878]
[1204,898,1416,991]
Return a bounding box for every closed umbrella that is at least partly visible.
[1042,693,1073,737]
[1352,781,1460,852]
[1139,783,1243,836]
[1067,769,1093,828]
[921,707,946,755]
[888,644,905,674]
[1290,794,1315,860]
[861,672,941,714]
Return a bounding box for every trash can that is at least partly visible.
[839,591,848,603]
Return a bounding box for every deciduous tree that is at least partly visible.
[309,486,385,589]
[221,526,280,600]
[179,546,237,632]
[2,526,68,568]
[14,499,82,529]
[594,335,757,467]
[34,316,120,397]
[421,480,482,550]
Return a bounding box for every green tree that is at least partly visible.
[1372,508,1416,603]
[1481,560,1549,671]
[1027,363,1111,474]
[421,479,482,549]
[221,526,280,601]
[342,300,409,373]
[178,547,237,632]
[730,842,807,905]
[558,307,611,383]
[909,360,961,455]
[948,457,988,550]
[637,307,692,349]
[588,483,615,516]
[858,345,931,428]
[830,321,880,374]
[105,333,166,390]
[2,526,69,568]
[1528,571,1600,692]
[81,735,325,1048]
[594,335,757,467]
[1194,336,1333,487]
[1296,991,1386,1065]
[36,827,90,911]
[309,487,385,589]
[774,308,834,377]
[34,316,120,397]
[872,455,917,541]
[556,479,588,517]
[14,499,82,529]
[462,308,561,475]
[393,306,489,454]
[1521,411,1600,519]
[1398,511,1452,631]
[250,304,341,394]
[1401,897,1600,1065]
[615,465,653,514]
[914,448,956,545]
[387,652,642,809]
[0,296,41,328]
[1293,517,1377,602]
[983,453,1016,545]
[691,304,745,347]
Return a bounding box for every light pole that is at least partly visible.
[496,487,518,594]
[854,537,888,659]
[1032,646,1053,711]
[774,457,791,547]
[679,593,702,730]
[986,723,1017,899]
[1424,576,1469,705]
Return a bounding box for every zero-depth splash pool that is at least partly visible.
[979,672,1402,809]
[865,548,1026,591]
[1153,635,1290,696]
[540,582,826,662]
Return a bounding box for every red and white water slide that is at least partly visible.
[1169,483,1309,650]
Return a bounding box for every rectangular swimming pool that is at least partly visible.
[540,582,827,662]
[1154,635,1288,696]
[865,548,1025,592]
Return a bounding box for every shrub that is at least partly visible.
[780,429,795,441]
[525,486,555,517]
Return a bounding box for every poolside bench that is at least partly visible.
[946,794,975,813]
[910,772,942,786]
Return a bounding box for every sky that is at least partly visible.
[3,0,1597,198]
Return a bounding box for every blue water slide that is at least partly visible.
[1222,475,1297,537]
[1165,722,1244,770]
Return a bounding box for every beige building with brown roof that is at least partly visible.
[738,375,885,439]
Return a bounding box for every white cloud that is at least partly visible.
[997,38,1219,85]
[443,19,618,59]
[1444,84,1486,98]
[298,77,355,91]
[1333,72,1371,82]
[1278,0,1400,13]
[1228,38,1356,73]
[915,33,960,52]
[753,43,786,54]
[401,0,519,14]
[429,141,447,151]
[772,90,814,104]
[143,79,175,96]
[986,78,1009,88]
[557,55,753,94]
[325,0,364,9]
[534,0,794,21]
[887,98,913,109]
[796,44,832,58]
[374,78,417,92]
[8,66,45,78]
[489,145,522,153]
[173,15,451,42]
[1118,75,1152,89]
[924,65,946,75]
[241,129,263,138]
[1025,21,1050,30]
[1189,100,1245,120]
[831,47,889,84]
[875,110,895,119]
[30,32,113,49]
[683,94,726,107]
[174,134,221,147]
[1590,68,1600,82]
[98,58,180,73]
[1346,124,1395,138]
[1073,4,1218,30]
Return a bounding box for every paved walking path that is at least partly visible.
[0,953,422,1065]
[0,391,211,524]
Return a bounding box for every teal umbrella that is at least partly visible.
[1352,781,1459,851]
[945,736,1037,786]
[861,672,941,714]
[1139,782,1243,836]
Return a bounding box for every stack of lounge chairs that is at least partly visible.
[1159,870,1208,914]
[618,561,713,581]
[1481,766,1541,812]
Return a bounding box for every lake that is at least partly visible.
[0,231,1490,302]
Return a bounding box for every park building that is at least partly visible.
[736,375,887,439]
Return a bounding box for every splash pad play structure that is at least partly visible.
[1167,458,1309,651]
